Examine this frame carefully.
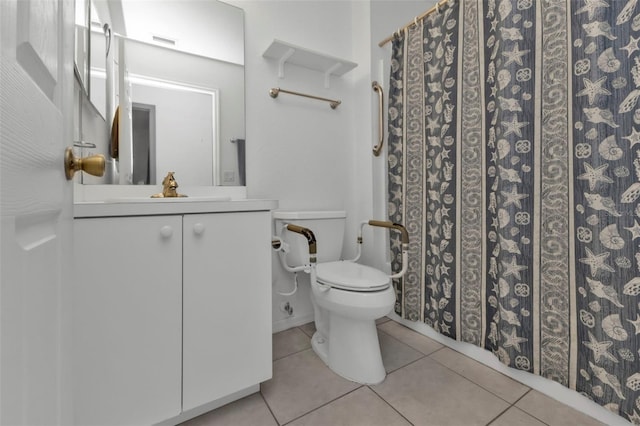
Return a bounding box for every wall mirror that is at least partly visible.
[74,0,91,96]
[87,0,245,186]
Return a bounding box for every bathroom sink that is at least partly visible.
[105,196,232,203]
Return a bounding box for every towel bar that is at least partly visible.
[269,87,341,109]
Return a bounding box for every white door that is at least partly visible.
[1,0,75,424]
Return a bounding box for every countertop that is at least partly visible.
[74,198,279,218]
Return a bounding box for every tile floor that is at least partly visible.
[182,319,605,426]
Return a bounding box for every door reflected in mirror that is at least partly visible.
[87,0,245,186]
[74,0,90,96]
[129,76,218,186]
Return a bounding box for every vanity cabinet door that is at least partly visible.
[73,216,183,426]
[182,211,272,411]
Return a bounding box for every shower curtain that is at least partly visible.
[387,0,640,422]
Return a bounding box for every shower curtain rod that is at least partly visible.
[378,0,451,47]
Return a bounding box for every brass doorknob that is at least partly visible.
[64,147,105,180]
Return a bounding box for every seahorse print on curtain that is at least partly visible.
[386,0,640,422]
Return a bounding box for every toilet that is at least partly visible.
[273,210,408,385]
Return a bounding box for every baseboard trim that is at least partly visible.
[157,384,260,426]
[272,313,314,333]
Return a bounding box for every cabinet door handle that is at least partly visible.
[193,223,205,236]
[160,225,173,238]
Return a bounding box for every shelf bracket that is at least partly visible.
[278,48,295,79]
[324,63,341,89]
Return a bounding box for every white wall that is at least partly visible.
[238,1,355,208]
[120,0,244,65]
[229,0,426,332]
[231,0,367,330]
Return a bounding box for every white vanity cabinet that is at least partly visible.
[72,204,274,425]
[73,215,183,425]
[182,212,272,411]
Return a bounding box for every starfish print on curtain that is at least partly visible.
[386,0,640,422]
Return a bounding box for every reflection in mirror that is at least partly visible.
[87,0,245,186]
[128,74,218,185]
[74,0,91,95]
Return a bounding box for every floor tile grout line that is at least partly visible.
[485,401,551,426]
[377,323,446,357]
[392,324,542,408]
[258,387,285,426]
[506,389,553,426]
[296,324,315,339]
[376,327,433,362]
[370,346,536,426]
[426,348,532,406]
[273,344,313,362]
[275,325,428,368]
[277,322,436,363]
[385,353,427,375]
[277,325,527,413]
[367,384,415,426]
[511,388,532,406]
[483,404,514,426]
[424,344,447,357]
[272,322,546,426]
[486,391,536,426]
[271,326,315,361]
[273,323,425,424]
[453,384,548,426]
[196,323,599,426]
[278,385,365,426]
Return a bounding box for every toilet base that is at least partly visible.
[311,315,386,385]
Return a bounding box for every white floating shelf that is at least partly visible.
[263,39,357,88]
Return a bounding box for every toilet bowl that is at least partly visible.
[311,261,395,384]
[273,210,408,385]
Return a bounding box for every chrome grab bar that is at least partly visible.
[372,81,384,156]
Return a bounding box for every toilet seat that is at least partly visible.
[316,261,390,292]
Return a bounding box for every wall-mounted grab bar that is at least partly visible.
[269,87,341,109]
[372,81,384,156]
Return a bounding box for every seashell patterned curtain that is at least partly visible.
[386,0,640,421]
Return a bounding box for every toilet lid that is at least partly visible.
[316,261,390,292]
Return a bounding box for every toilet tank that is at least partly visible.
[273,210,346,266]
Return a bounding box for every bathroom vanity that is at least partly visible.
[72,198,277,425]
